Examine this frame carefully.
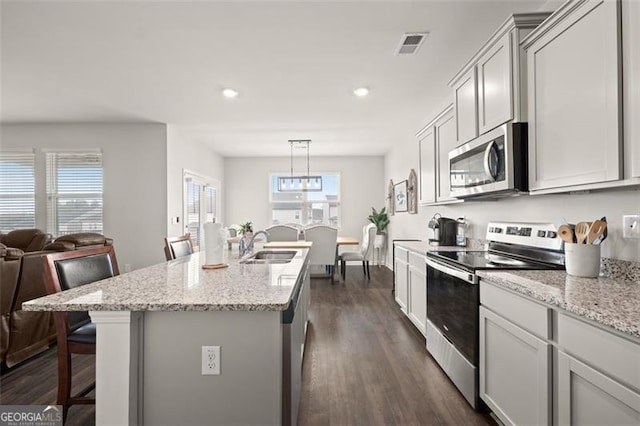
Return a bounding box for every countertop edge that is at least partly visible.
[478,271,640,340]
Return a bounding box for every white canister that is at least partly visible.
[564,243,601,278]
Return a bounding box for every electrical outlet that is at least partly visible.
[201,346,220,375]
[623,215,640,239]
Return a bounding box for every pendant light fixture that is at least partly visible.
[277,140,323,192]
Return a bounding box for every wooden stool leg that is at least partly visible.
[58,349,72,422]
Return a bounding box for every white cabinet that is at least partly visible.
[481,279,640,426]
[407,252,427,335]
[557,352,640,425]
[479,307,551,426]
[477,32,513,135]
[435,106,457,203]
[453,68,478,144]
[418,126,436,204]
[394,247,409,312]
[623,0,640,178]
[479,285,551,426]
[418,104,460,205]
[449,13,550,145]
[524,0,622,191]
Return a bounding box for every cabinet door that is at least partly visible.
[435,106,457,202]
[478,32,513,134]
[418,126,436,204]
[480,307,551,426]
[557,351,640,425]
[408,265,426,335]
[394,259,408,312]
[454,67,478,144]
[527,0,621,191]
[623,0,640,178]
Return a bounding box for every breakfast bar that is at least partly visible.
[23,248,311,426]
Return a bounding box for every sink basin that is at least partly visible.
[239,250,297,264]
[251,250,297,260]
[240,259,292,265]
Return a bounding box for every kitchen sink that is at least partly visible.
[239,250,297,264]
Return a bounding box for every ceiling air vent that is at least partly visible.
[395,32,429,56]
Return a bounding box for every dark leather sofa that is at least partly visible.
[1,230,113,368]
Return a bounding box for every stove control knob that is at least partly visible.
[537,230,546,238]
[546,231,557,238]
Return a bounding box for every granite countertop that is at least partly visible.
[478,270,640,338]
[23,248,309,312]
[394,240,485,254]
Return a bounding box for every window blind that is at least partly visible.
[46,152,103,236]
[0,151,35,232]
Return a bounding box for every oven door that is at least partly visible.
[426,258,479,364]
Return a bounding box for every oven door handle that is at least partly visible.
[426,258,478,284]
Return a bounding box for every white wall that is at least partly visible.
[384,131,640,263]
[166,126,225,237]
[224,156,385,239]
[0,123,168,269]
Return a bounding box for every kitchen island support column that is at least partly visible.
[90,311,143,426]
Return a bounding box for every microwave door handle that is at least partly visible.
[426,258,477,284]
[483,141,499,182]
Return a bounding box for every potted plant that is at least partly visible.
[368,207,389,248]
[238,221,253,235]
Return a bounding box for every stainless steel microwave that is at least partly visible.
[448,123,528,199]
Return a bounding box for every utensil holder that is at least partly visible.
[565,243,601,278]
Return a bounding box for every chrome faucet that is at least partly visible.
[239,230,269,257]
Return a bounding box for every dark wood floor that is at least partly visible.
[1,265,495,425]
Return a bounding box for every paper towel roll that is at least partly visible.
[204,222,224,265]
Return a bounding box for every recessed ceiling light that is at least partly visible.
[222,88,239,98]
[353,87,369,97]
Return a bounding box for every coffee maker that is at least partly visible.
[428,214,457,246]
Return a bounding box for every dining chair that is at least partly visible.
[164,233,194,261]
[42,246,119,422]
[265,224,299,242]
[304,225,338,283]
[338,223,377,280]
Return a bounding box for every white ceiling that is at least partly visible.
[1,0,548,157]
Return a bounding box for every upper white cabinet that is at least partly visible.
[417,105,460,205]
[623,0,640,178]
[449,13,551,145]
[417,125,436,204]
[435,107,457,203]
[524,0,622,191]
[477,33,513,135]
[453,68,478,144]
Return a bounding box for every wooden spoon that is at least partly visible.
[587,220,607,244]
[575,222,590,244]
[557,224,574,243]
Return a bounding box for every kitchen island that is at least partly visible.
[23,248,310,426]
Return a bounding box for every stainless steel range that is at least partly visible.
[425,222,565,409]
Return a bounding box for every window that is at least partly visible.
[269,173,340,227]
[46,151,103,236]
[183,171,219,248]
[0,151,35,232]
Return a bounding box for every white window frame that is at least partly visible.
[45,150,103,236]
[268,172,341,228]
[182,169,221,248]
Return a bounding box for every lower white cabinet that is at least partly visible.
[480,280,640,426]
[479,306,551,426]
[394,245,427,336]
[557,351,640,425]
[394,247,409,312]
[407,252,427,335]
